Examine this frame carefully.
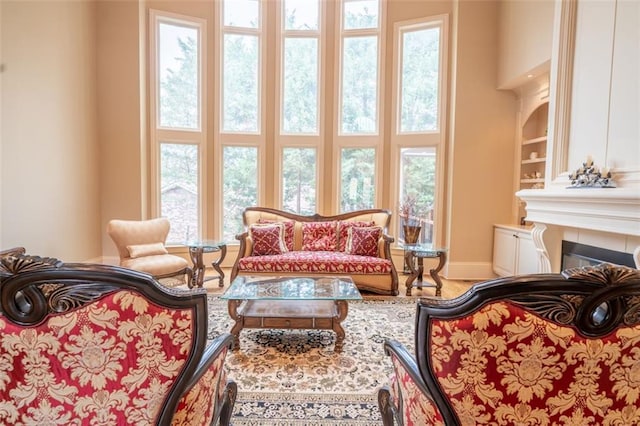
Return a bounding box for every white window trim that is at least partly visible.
[149,9,207,241]
[390,14,449,247]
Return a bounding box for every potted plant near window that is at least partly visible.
[398,195,423,245]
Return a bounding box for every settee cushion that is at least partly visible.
[302,221,338,251]
[237,251,393,275]
[258,219,295,251]
[250,223,288,256]
[346,226,381,257]
[337,220,374,251]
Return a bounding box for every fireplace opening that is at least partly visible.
[561,240,635,269]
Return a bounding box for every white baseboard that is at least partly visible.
[444,261,497,281]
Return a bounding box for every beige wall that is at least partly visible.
[97,0,146,260]
[1,0,527,280]
[497,0,554,89]
[1,0,101,262]
[445,0,517,278]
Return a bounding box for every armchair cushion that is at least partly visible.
[127,242,168,258]
[122,254,190,277]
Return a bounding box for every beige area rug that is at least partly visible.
[206,296,417,425]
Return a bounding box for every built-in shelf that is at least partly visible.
[523,136,547,145]
[521,157,547,165]
[520,178,544,183]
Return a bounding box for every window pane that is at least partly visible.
[399,147,436,245]
[343,0,378,30]
[224,0,259,28]
[158,23,199,129]
[283,38,318,134]
[284,0,319,30]
[282,148,317,214]
[223,34,259,133]
[341,36,378,134]
[401,27,440,132]
[340,148,375,212]
[160,143,199,243]
[222,146,258,242]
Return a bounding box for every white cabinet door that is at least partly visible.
[493,227,517,276]
[516,232,538,275]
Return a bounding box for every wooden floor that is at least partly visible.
[185,267,476,300]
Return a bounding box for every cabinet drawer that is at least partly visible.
[262,317,315,329]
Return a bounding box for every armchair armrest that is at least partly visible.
[172,333,237,426]
[381,234,395,260]
[379,339,444,426]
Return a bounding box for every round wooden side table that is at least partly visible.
[404,244,447,297]
[186,240,227,289]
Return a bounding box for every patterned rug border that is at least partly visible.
[232,391,380,426]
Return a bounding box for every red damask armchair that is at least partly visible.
[0,250,236,425]
[378,263,640,425]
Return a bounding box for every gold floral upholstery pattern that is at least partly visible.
[379,264,640,426]
[388,355,444,426]
[430,301,640,425]
[172,347,230,425]
[0,290,193,425]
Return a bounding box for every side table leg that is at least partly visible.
[405,251,418,296]
[188,247,205,288]
[430,252,446,297]
[211,245,227,287]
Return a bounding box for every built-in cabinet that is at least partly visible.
[492,225,538,277]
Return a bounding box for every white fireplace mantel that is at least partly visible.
[516,188,640,237]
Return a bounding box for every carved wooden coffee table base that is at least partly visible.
[227,299,349,351]
[221,276,361,352]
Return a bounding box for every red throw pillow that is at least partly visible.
[302,221,338,251]
[257,219,295,251]
[250,223,287,256]
[337,220,375,252]
[346,226,382,257]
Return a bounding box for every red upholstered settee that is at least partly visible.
[378,263,640,425]
[0,248,236,425]
[231,207,399,295]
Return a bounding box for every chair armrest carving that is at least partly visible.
[379,339,444,426]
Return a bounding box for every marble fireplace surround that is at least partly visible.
[516,187,640,272]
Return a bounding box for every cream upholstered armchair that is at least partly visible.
[107,217,192,284]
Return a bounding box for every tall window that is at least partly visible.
[220,0,263,239]
[282,147,317,215]
[336,0,382,212]
[340,148,375,211]
[278,0,322,214]
[339,0,380,135]
[393,16,447,246]
[150,11,205,243]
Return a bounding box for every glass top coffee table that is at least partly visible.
[220,276,362,351]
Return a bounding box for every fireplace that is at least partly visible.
[561,240,636,269]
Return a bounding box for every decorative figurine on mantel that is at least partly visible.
[568,155,616,188]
